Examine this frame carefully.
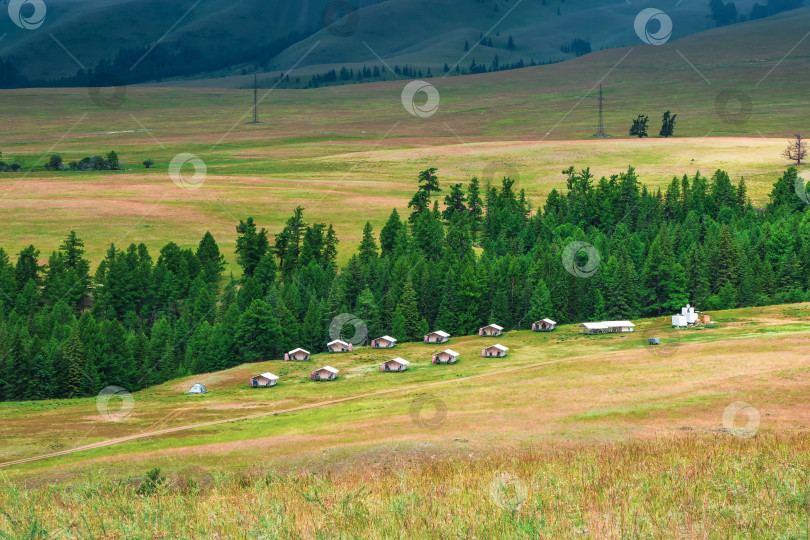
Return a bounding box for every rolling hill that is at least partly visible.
[0,0,798,85]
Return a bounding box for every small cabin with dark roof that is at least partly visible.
[478,324,503,337]
[371,335,397,348]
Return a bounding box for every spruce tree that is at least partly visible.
[358,222,378,263]
[393,278,421,341]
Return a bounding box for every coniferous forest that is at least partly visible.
[1,166,809,402]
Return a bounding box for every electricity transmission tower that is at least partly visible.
[246,74,263,125]
[594,84,608,137]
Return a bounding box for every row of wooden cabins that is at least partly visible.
[250,321,536,386]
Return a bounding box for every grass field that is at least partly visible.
[1,303,809,536]
[2,8,809,269]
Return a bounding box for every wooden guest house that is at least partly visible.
[284,348,310,361]
[432,350,460,364]
[532,319,556,332]
[478,324,503,336]
[311,366,339,381]
[249,373,279,387]
[481,344,509,357]
[327,339,353,352]
[424,330,450,344]
[370,335,397,348]
[578,321,635,334]
[381,357,410,372]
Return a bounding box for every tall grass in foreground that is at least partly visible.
[2,433,810,538]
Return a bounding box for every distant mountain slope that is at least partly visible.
[0,0,794,86]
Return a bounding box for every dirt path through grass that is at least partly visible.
[0,352,598,469]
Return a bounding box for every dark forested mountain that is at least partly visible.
[1,165,809,402]
[0,0,803,88]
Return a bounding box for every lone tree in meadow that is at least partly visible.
[782,133,807,166]
[660,111,677,138]
[143,159,154,168]
[629,115,649,138]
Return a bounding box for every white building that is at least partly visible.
[672,304,699,327]
[579,321,635,334]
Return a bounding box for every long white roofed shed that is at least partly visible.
[424,330,450,343]
[478,324,503,336]
[327,339,353,352]
[249,372,279,387]
[482,344,509,357]
[285,348,311,361]
[381,357,410,372]
[432,349,460,364]
[371,335,397,348]
[579,321,635,334]
[311,366,339,381]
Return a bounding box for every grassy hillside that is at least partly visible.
[0,0,748,82]
[2,302,809,472]
[1,7,809,268]
[1,303,809,536]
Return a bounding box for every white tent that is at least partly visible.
[185,383,207,394]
